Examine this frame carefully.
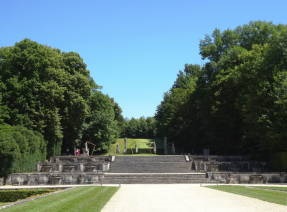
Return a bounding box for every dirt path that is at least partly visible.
[102,184,287,212]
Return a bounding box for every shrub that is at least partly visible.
[0,124,46,177]
[0,189,55,202]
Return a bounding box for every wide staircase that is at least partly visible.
[103,155,208,184]
[7,155,283,185]
[103,173,208,184]
[109,156,191,173]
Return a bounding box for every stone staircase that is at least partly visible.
[109,156,192,173]
[103,156,209,184]
[103,173,208,184]
[6,155,283,185]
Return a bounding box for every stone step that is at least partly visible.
[114,156,185,163]
[109,166,192,173]
[102,173,208,184]
[110,156,191,173]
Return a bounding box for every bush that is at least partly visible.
[0,189,55,202]
[0,125,46,177]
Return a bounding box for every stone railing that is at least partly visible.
[5,172,105,185]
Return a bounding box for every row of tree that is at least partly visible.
[121,117,156,138]
[155,21,287,157]
[0,39,124,175]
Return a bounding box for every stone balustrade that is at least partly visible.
[5,173,104,185]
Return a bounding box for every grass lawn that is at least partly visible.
[107,138,155,155]
[207,185,287,205]
[253,186,287,192]
[2,186,119,212]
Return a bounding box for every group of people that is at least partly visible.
[73,142,91,156]
[74,148,81,156]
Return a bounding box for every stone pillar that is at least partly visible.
[37,163,41,172]
[203,148,210,160]
[124,138,127,153]
[153,140,157,154]
[116,143,120,154]
[58,163,63,172]
[163,137,168,155]
[79,163,84,172]
[171,143,175,155]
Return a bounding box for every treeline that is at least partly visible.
[0,39,123,175]
[156,21,287,157]
[121,117,156,138]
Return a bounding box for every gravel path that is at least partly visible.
[102,184,287,212]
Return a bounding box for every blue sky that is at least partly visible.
[1,0,287,118]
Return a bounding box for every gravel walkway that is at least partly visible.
[102,184,287,212]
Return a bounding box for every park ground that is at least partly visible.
[1,184,286,211]
[102,184,287,212]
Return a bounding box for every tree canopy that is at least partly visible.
[0,39,123,172]
[121,117,156,138]
[156,21,287,156]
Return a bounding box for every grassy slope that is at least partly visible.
[207,185,287,205]
[107,138,155,155]
[2,186,118,212]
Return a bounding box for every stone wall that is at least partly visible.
[5,173,104,185]
[208,172,287,184]
[3,155,287,185]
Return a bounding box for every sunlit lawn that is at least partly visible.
[107,138,155,155]
[207,185,287,205]
[2,186,118,212]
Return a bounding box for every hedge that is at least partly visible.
[0,125,46,177]
[0,189,55,202]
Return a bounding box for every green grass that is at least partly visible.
[2,186,119,212]
[207,185,287,205]
[107,138,155,155]
[253,186,287,192]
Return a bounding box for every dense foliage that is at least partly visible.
[121,117,156,138]
[0,39,123,171]
[156,21,287,156]
[0,125,46,176]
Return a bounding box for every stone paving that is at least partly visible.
[102,184,287,212]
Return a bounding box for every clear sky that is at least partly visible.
[1,0,287,118]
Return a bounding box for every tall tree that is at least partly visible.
[156,21,287,156]
[0,39,123,157]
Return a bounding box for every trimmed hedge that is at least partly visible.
[0,189,55,202]
[0,125,46,177]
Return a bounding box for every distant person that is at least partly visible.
[74,148,80,156]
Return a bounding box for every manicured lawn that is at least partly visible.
[253,186,287,192]
[207,185,287,205]
[107,138,155,155]
[2,186,119,212]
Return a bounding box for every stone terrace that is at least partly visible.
[4,155,287,185]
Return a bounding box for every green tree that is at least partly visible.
[0,39,123,158]
[156,21,287,156]
[81,91,119,152]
